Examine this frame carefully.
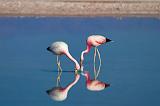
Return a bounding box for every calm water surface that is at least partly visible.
[0,17,160,106]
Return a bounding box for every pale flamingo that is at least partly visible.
[46,74,80,101]
[47,41,80,86]
[82,71,110,91]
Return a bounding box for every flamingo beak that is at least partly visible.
[106,38,112,43]
[105,83,110,88]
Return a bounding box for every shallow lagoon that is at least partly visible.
[0,17,160,106]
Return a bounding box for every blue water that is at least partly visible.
[0,17,160,106]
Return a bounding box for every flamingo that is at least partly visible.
[81,35,111,63]
[47,41,80,86]
[47,41,81,101]
[46,74,80,101]
[80,35,111,79]
[82,71,110,91]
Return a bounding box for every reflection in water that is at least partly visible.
[82,71,110,91]
[1,18,160,106]
[46,74,80,101]
[40,69,75,73]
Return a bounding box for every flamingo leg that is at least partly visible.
[56,55,60,86]
[56,56,62,87]
[95,48,102,79]
[94,47,97,80]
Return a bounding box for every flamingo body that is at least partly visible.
[87,35,108,47]
[87,80,109,91]
[47,41,68,55]
[46,87,67,101]
[83,71,110,91]
[47,41,80,70]
[81,35,111,63]
[46,75,80,101]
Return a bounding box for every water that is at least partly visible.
[0,17,160,106]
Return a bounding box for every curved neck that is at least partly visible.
[65,74,80,92]
[86,73,91,83]
[65,51,80,70]
[82,72,91,83]
[81,44,91,61]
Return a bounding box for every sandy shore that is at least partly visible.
[0,0,160,17]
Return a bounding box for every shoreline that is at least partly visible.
[0,0,160,17]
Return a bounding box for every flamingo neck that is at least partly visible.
[65,75,80,92]
[85,73,91,83]
[80,44,91,64]
[65,51,80,70]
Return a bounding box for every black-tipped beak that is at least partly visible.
[106,38,112,43]
[47,47,51,51]
[105,83,110,88]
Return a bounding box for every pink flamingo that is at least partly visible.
[82,71,110,91]
[46,74,80,101]
[47,41,80,101]
[80,35,111,71]
[80,35,111,91]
